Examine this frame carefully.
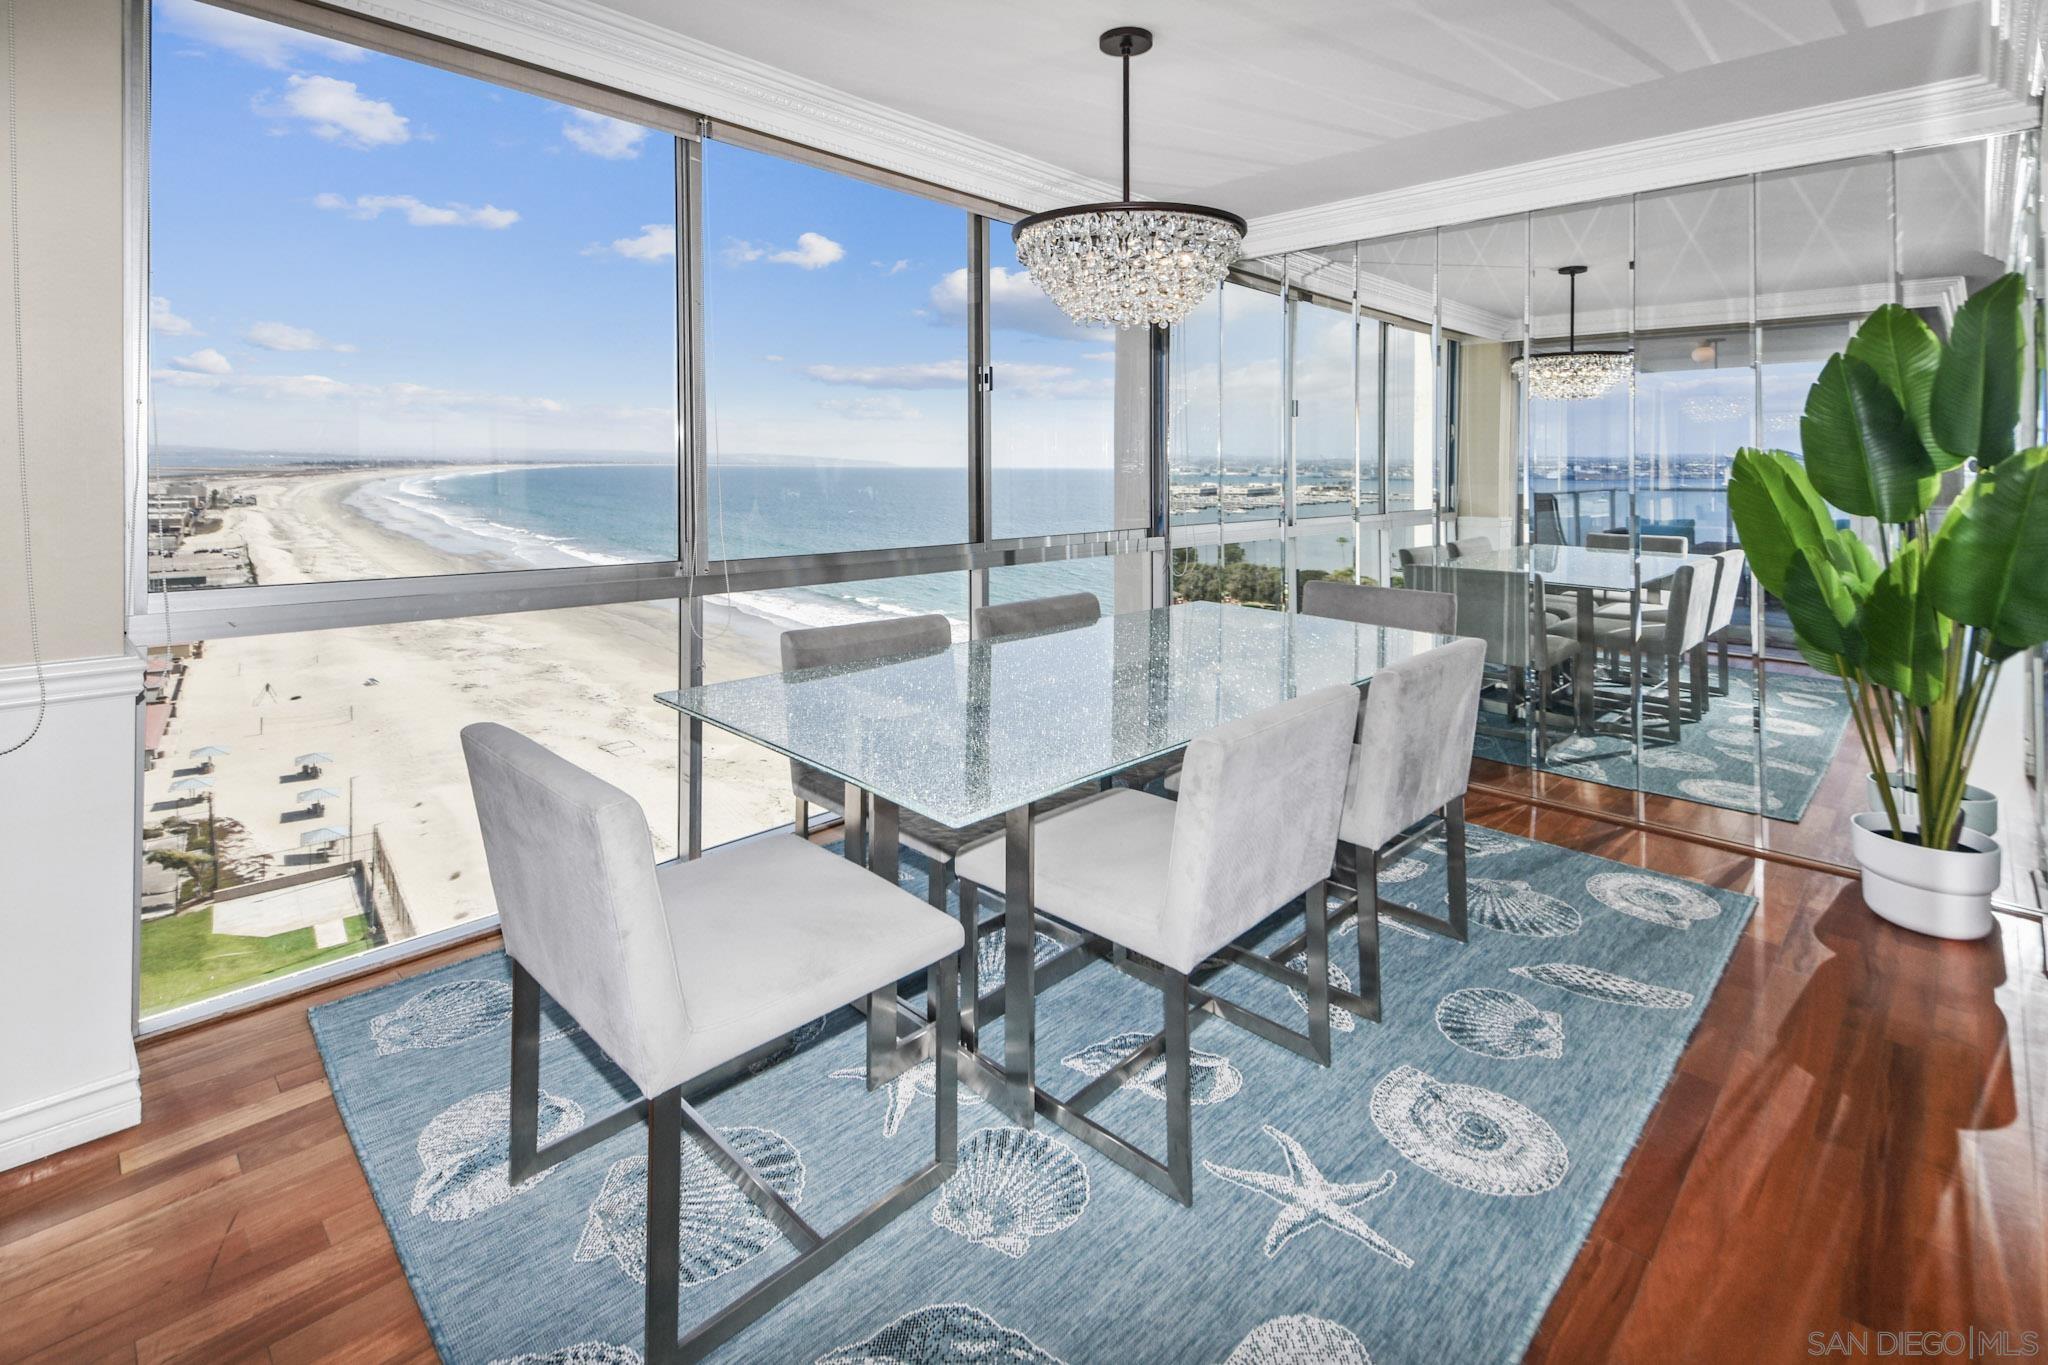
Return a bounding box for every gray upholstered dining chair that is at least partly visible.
[1592,560,1714,740]
[1418,562,1585,758]
[1331,638,1486,977]
[1397,543,1452,570]
[970,590,1099,639]
[1301,577,1455,635]
[782,612,954,842]
[952,685,1362,1205]
[1586,531,1690,555]
[1596,547,1745,704]
[462,723,963,1363]
[781,611,1096,1044]
[1447,535,1493,558]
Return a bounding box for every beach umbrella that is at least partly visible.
[298,826,349,846]
[189,745,230,759]
[293,752,334,767]
[169,777,213,793]
[295,788,341,804]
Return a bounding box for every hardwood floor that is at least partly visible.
[2,798,2042,1363]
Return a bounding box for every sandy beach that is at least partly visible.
[141,464,800,938]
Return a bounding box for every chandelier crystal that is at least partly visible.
[1681,394,1749,423]
[1014,29,1245,330]
[1511,264,1632,401]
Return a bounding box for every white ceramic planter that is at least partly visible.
[1849,813,2001,940]
[1865,774,1999,836]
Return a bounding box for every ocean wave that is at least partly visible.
[348,473,634,573]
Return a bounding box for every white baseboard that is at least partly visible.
[0,1066,141,1172]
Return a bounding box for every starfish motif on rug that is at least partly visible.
[1202,1124,1413,1268]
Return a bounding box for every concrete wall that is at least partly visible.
[0,0,127,669]
[0,0,141,1171]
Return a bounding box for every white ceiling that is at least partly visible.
[600,0,2001,223]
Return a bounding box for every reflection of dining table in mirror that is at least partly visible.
[1427,544,1715,744]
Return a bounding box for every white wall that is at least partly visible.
[0,0,140,1170]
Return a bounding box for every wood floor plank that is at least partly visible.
[0,804,2039,1362]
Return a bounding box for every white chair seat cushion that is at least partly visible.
[1593,601,1667,621]
[952,788,1178,967]
[1591,617,1676,650]
[652,836,963,1086]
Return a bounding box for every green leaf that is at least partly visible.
[1859,539,1945,705]
[1780,545,1865,666]
[1928,447,2048,651]
[1801,353,1938,522]
[1931,272,2025,468]
[1846,304,1948,468]
[1728,448,1837,597]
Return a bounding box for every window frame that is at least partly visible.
[124,0,1163,1032]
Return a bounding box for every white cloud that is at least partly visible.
[156,0,366,69]
[150,296,198,337]
[255,75,410,149]
[246,321,356,353]
[169,348,233,376]
[562,110,649,160]
[589,223,674,262]
[723,232,845,270]
[803,361,967,391]
[821,395,921,421]
[315,193,519,229]
[930,266,1087,340]
[772,232,845,269]
[1083,350,1117,362]
[762,354,785,363]
[872,258,911,275]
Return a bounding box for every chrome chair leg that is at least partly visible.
[1665,651,1684,742]
[645,1086,684,1364]
[955,877,981,1048]
[1443,797,1469,945]
[1716,635,1730,694]
[792,797,810,838]
[1162,967,1193,1204]
[1355,856,1382,1024]
[625,960,958,1365]
[1303,879,1333,1063]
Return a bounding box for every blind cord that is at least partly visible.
[1,0,46,758]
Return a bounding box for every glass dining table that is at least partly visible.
[656,600,1452,1124]
[1424,543,1714,736]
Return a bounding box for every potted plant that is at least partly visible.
[1729,273,2047,939]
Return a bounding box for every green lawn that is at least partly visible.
[140,908,370,1016]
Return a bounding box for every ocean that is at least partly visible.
[346,462,1119,630]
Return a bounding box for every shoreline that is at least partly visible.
[141,464,802,948]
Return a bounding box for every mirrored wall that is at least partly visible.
[1245,132,2042,877]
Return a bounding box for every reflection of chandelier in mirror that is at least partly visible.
[1013,28,1245,329]
[1512,265,1633,400]
[1691,338,1720,365]
[1681,395,1748,423]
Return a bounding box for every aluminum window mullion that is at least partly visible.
[967,215,993,627]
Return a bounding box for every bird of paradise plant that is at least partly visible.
[1729,273,2048,853]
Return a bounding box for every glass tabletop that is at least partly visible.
[657,601,1452,830]
[1445,544,1703,592]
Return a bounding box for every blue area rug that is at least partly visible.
[309,831,1756,1364]
[1472,665,1849,820]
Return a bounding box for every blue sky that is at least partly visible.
[147,0,1113,467]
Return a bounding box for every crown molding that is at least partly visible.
[1242,76,2040,259]
[0,651,144,711]
[319,0,1116,215]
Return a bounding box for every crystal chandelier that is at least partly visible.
[1512,265,1632,400]
[1013,28,1246,330]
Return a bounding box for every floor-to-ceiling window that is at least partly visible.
[134,0,1153,1026]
